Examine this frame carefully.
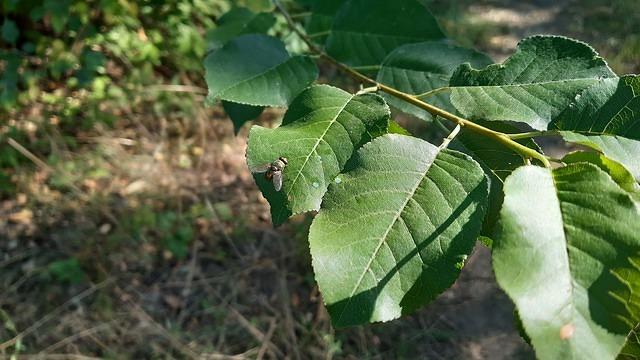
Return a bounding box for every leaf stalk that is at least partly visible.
[274,0,552,168]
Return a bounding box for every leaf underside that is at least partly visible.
[310,134,488,327]
[493,164,640,360]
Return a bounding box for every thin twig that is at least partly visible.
[229,308,284,358]
[7,138,51,171]
[145,84,208,95]
[0,279,114,351]
[256,318,277,360]
[114,286,201,359]
[39,322,115,354]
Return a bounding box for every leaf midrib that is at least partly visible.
[452,77,600,90]
[337,146,437,323]
[551,171,579,357]
[284,93,356,200]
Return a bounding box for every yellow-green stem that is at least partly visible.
[274,0,552,168]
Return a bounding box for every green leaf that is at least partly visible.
[1,19,19,44]
[325,0,445,70]
[451,121,540,235]
[552,76,640,136]
[562,151,640,198]
[246,85,390,225]
[450,36,616,130]
[222,100,264,134]
[309,134,488,327]
[493,164,640,360]
[377,41,492,120]
[204,34,318,107]
[559,132,640,183]
[205,7,275,50]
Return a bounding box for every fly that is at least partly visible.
[251,157,288,192]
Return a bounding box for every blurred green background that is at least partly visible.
[0,0,638,358]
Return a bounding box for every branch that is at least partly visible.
[273,0,552,168]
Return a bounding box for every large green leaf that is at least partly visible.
[246,85,389,225]
[325,0,445,70]
[377,41,492,120]
[449,36,616,130]
[309,134,488,327]
[493,164,640,360]
[205,7,275,51]
[204,34,318,107]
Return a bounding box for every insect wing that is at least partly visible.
[272,171,283,191]
[249,163,271,174]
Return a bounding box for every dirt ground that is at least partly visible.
[1,0,638,359]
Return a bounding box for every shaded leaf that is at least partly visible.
[204,34,318,107]
[222,100,264,134]
[493,164,640,360]
[451,121,540,235]
[552,76,640,137]
[1,19,19,44]
[552,76,640,181]
[205,7,276,50]
[310,134,488,326]
[377,41,492,120]
[304,0,343,44]
[325,0,445,70]
[450,36,616,130]
[246,85,390,225]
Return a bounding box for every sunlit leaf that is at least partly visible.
[562,151,640,199]
[450,36,616,130]
[246,85,390,225]
[494,164,640,360]
[310,134,488,326]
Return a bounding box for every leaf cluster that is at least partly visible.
[203,1,640,358]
